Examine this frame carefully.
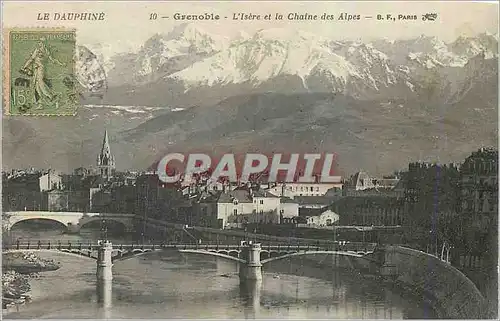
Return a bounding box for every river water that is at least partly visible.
[3,224,436,319]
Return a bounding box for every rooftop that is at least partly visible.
[294,195,343,206]
[253,190,279,198]
[218,189,253,203]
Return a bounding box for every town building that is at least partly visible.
[304,210,340,227]
[3,170,63,211]
[45,190,69,211]
[265,182,343,198]
[110,185,137,214]
[135,174,183,221]
[279,197,299,219]
[192,188,282,229]
[293,195,340,216]
[331,192,406,227]
[346,170,402,191]
[39,170,63,191]
[457,148,498,269]
[459,148,498,221]
[346,171,376,191]
[182,181,235,198]
[67,190,91,212]
[404,162,461,228]
[343,171,402,196]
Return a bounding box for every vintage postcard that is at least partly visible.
[1,1,498,320]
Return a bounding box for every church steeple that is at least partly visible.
[97,129,115,179]
[101,129,112,158]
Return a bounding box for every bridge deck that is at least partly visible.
[3,240,377,253]
[3,241,377,264]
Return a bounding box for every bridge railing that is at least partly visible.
[3,240,377,254]
[3,240,106,251]
[3,240,248,251]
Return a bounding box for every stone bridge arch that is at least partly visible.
[9,218,69,231]
[5,213,82,231]
[77,216,130,232]
[3,212,135,233]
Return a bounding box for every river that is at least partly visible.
[3,224,437,319]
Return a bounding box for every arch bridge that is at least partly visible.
[3,211,135,233]
[4,240,378,281]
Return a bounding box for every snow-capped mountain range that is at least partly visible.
[5,24,498,174]
[98,23,497,105]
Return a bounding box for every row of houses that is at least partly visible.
[163,183,340,229]
[3,148,497,238]
[165,174,405,229]
[0,165,461,231]
[2,170,138,213]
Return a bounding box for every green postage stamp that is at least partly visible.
[4,28,77,116]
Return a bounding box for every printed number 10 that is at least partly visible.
[150,13,158,20]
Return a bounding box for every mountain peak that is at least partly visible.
[480,31,498,40]
[233,30,251,42]
[252,28,319,42]
[450,32,498,60]
[106,27,497,97]
[169,23,213,40]
[141,22,229,56]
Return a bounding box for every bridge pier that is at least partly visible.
[240,279,262,318]
[96,277,113,309]
[239,242,262,282]
[97,241,113,281]
[66,223,80,234]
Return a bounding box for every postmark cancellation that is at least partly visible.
[3,28,78,116]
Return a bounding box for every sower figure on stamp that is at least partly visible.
[19,38,65,106]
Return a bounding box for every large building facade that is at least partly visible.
[457,148,498,269]
[459,148,498,222]
[265,182,343,198]
[331,193,406,226]
[404,162,461,226]
[192,188,282,229]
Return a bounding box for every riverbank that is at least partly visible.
[267,254,438,318]
[461,267,498,318]
[2,252,61,310]
[2,271,32,309]
[378,246,491,319]
[3,252,61,274]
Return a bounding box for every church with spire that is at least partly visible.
[97,129,116,179]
